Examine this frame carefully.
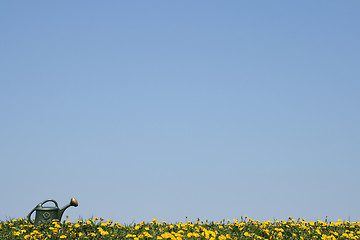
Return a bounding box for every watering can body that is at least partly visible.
[27,198,78,225]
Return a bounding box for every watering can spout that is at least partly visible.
[59,198,78,220]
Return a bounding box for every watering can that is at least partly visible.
[27,198,78,225]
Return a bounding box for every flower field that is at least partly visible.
[1,217,360,240]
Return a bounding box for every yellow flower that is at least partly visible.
[219,235,227,240]
[60,235,67,239]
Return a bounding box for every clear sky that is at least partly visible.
[1,1,359,224]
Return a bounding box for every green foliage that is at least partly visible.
[1,217,359,239]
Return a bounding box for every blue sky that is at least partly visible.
[1,1,359,224]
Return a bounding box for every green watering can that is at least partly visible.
[27,198,78,225]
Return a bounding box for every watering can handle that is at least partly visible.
[27,207,36,225]
[40,199,59,208]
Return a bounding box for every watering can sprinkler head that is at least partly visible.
[70,197,78,207]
